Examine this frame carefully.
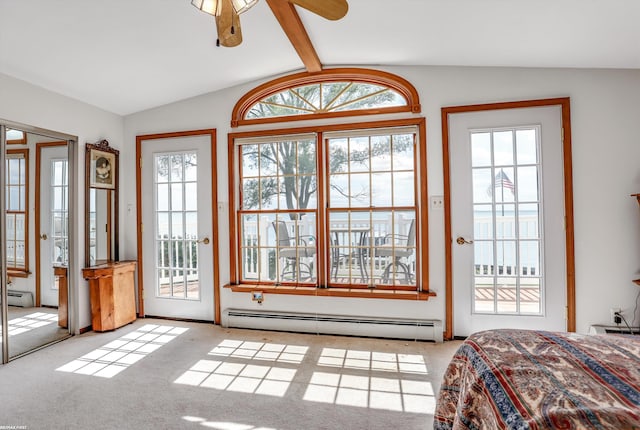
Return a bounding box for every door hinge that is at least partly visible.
[139,158,143,168]
[141,223,144,233]
[565,306,568,320]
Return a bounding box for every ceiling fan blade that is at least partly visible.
[216,0,243,47]
[289,0,348,21]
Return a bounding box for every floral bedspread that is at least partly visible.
[434,329,640,429]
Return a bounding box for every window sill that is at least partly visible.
[7,270,31,278]
[225,284,436,301]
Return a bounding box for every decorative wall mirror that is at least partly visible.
[84,140,119,267]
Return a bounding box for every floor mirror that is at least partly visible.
[1,122,76,362]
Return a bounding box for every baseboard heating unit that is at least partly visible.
[589,324,640,335]
[5,290,34,307]
[222,309,443,342]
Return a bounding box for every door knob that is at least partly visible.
[456,236,473,245]
[40,234,48,240]
[197,237,210,245]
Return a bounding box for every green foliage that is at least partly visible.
[242,140,316,220]
[241,133,413,214]
[240,83,413,215]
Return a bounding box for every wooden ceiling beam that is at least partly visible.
[265,0,322,73]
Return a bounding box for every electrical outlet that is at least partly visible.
[610,307,621,324]
[430,195,444,209]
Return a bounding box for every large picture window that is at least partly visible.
[232,123,425,293]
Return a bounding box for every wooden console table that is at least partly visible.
[82,261,137,332]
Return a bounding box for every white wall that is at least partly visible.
[123,65,640,335]
[6,66,636,336]
[1,73,124,331]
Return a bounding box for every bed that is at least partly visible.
[434,329,640,429]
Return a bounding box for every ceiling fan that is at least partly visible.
[191,0,348,48]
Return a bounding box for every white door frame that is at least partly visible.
[136,129,220,323]
[442,98,575,340]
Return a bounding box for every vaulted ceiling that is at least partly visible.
[1,0,638,115]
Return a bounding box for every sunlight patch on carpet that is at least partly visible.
[209,339,308,364]
[318,348,428,374]
[303,371,435,414]
[175,359,296,397]
[182,416,277,430]
[56,324,188,378]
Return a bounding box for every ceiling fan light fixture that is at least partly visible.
[231,0,259,14]
[191,0,220,16]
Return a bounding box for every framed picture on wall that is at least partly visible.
[89,148,116,189]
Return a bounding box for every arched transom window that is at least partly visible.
[231,68,421,127]
[247,81,406,119]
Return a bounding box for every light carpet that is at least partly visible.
[0,318,460,430]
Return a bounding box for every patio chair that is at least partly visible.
[272,220,316,281]
[375,219,415,284]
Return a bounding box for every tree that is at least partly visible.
[241,82,412,218]
[242,136,413,219]
[247,81,401,119]
[242,141,315,220]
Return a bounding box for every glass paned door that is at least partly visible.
[141,134,215,321]
[40,146,69,307]
[449,106,567,337]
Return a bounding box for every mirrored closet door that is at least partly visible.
[1,122,76,362]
